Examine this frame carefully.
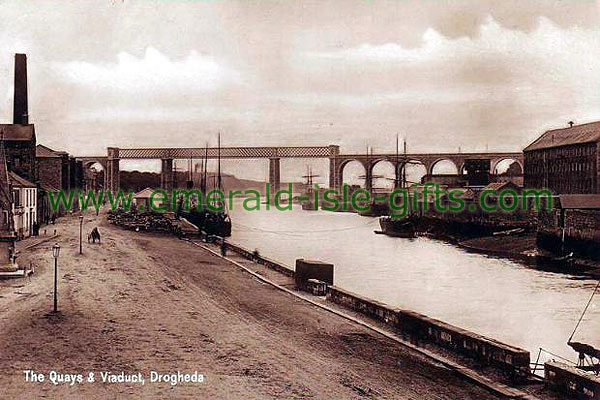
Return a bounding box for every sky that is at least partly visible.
[1,0,599,181]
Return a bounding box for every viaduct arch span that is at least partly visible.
[75,146,523,192]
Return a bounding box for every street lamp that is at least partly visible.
[78,215,84,254]
[52,243,60,313]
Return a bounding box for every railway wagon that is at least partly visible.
[328,286,400,327]
[397,309,530,380]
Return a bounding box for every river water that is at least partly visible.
[229,201,599,365]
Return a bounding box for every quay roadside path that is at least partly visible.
[0,211,504,399]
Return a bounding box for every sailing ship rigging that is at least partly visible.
[180,134,231,238]
[377,136,418,238]
[301,166,320,210]
[357,145,387,217]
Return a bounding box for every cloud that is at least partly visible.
[284,15,600,152]
[304,16,600,64]
[299,16,600,96]
[52,47,241,93]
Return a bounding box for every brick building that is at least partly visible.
[537,194,600,259]
[523,121,600,194]
[35,145,85,221]
[36,144,70,190]
[0,124,36,183]
[1,54,83,222]
[0,54,36,183]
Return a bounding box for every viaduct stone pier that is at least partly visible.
[76,145,523,193]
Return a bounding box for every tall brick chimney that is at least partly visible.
[13,53,28,125]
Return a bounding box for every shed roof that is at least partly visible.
[8,171,36,188]
[558,194,600,209]
[40,182,61,192]
[134,188,155,199]
[439,188,476,200]
[482,181,521,192]
[36,144,67,158]
[524,121,600,152]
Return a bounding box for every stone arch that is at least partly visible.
[428,158,459,175]
[338,159,366,188]
[79,158,107,171]
[83,160,105,171]
[400,160,428,185]
[369,158,397,190]
[492,157,523,175]
[82,160,106,191]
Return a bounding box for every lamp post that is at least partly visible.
[78,215,84,254]
[52,243,60,313]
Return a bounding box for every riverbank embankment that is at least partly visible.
[205,236,566,400]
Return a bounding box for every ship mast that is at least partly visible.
[394,135,399,189]
[201,143,208,194]
[187,148,193,189]
[302,166,320,192]
[217,132,222,191]
[403,137,407,189]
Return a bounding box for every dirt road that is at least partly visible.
[0,212,499,399]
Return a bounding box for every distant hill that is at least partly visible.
[119,171,159,192]
[118,170,301,194]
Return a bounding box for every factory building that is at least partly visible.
[523,121,600,194]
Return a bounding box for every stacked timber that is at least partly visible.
[107,210,180,234]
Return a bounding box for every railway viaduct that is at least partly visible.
[76,145,523,192]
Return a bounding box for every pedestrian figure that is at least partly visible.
[88,227,101,243]
[220,240,227,257]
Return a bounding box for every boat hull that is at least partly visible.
[183,209,232,237]
[301,201,316,211]
[378,216,416,238]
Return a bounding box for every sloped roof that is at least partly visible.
[438,187,476,200]
[8,171,36,188]
[524,121,600,152]
[134,188,155,199]
[461,188,476,200]
[482,181,521,192]
[36,144,67,158]
[558,194,600,209]
[0,124,35,141]
[40,182,60,192]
